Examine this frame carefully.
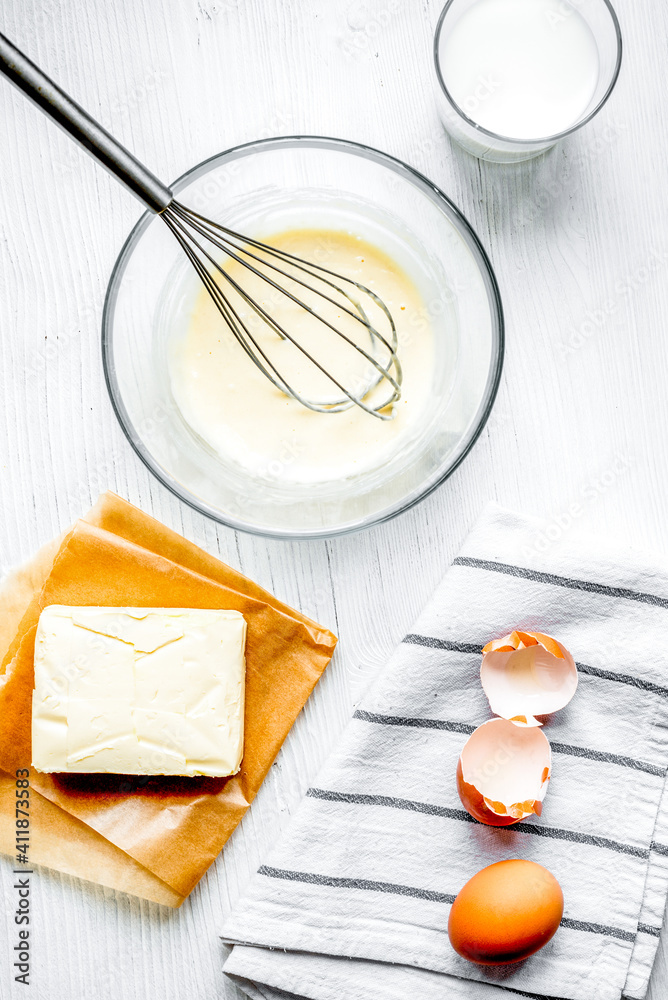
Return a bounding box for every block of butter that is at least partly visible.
[31,606,246,777]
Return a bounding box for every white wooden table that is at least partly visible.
[0,0,666,997]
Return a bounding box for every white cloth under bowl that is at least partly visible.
[221,503,668,1000]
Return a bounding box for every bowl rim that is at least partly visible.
[102,134,505,540]
[433,0,623,147]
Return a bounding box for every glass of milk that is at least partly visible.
[434,0,622,162]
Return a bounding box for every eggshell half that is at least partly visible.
[448,860,564,965]
[457,718,551,825]
[481,630,578,727]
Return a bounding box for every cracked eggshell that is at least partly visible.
[481,630,578,727]
[457,718,551,826]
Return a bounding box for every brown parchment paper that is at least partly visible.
[0,493,337,906]
[0,772,183,906]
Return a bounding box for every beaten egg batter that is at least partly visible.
[169,229,435,484]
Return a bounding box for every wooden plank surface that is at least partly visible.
[0,0,666,997]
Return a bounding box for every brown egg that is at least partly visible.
[448,860,563,965]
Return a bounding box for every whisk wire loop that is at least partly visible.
[164,201,403,419]
[166,211,369,414]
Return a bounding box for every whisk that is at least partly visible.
[0,33,402,419]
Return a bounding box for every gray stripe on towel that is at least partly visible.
[560,918,634,942]
[257,866,636,941]
[257,866,455,904]
[402,634,668,700]
[452,556,668,610]
[637,923,662,938]
[307,787,649,859]
[352,710,664,776]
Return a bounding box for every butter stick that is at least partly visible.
[31,606,246,777]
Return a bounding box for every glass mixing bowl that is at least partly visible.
[102,136,504,539]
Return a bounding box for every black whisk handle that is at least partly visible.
[0,31,173,213]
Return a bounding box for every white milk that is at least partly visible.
[439,0,600,140]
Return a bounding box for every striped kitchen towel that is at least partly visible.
[221,503,668,1000]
